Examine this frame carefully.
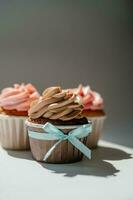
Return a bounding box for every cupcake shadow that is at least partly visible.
[6,146,132,177]
[6,150,33,160]
[39,146,132,177]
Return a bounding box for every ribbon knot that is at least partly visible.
[62,135,69,140]
[28,122,92,161]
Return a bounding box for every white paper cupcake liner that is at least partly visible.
[86,116,106,148]
[0,114,29,150]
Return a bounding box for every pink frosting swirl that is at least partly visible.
[0,83,40,111]
[74,85,104,110]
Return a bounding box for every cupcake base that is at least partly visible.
[81,110,106,149]
[0,114,30,150]
[28,116,88,126]
[2,108,28,116]
[26,121,88,164]
[30,137,84,164]
[86,116,106,148]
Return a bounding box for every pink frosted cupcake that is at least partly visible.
[0,83,40,150]
[70,84,106,148]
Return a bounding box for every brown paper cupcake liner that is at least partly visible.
[26,121,88,164]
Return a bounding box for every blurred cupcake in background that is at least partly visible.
[70,84,106,148]
[0,83,40,150]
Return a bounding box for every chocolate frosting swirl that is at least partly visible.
[28,87,83,121]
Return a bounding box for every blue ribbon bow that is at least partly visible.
[28,122,92,161]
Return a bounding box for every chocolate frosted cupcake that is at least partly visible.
[26,87,92,163]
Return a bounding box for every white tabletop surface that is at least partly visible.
[0,140,133,200]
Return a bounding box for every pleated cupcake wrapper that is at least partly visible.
[26,121,87,163]
[0,114,29,150]
[86,116,106,148]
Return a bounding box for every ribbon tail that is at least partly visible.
[43,140,62,161]
[68,136,91,159]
